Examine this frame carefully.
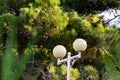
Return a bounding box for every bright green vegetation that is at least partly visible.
[0,0,120,80]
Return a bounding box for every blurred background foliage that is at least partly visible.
[0,0,120,80]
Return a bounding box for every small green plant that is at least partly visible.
[49,64,80,80]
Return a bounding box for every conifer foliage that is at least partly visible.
[0,0,120,80]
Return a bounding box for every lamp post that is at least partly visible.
[53,38,87,80]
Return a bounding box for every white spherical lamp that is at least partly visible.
[73,38,87,51]
[53,45,67,58]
